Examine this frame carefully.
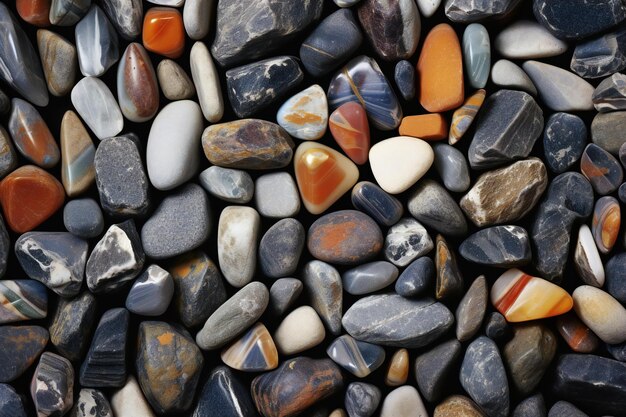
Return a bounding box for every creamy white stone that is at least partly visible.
[495,20,568,59]
[183,0,214,39]
[491,59,537,96]
[274,306,326,355]
[217,206,261,288]
[573,285,626,344]
[417,0,441,17]
[111,376,155,417]
[380,386,428,417]
[190,41,224,123]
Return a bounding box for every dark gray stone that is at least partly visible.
[63,198,104,239]
[445,0,522,22]
[543,112,587,173]
[433,143,471,193]
[607,341,626,362]
[620,183,626,204]
[414,339,462,402]
[593,73,626,112]
[384,218,434,267]
[259,218,305,278]
[125,265,174,317]
[513,394,547,417]
[407,179,468,236]
[581,143,624,195]
[459,225,531,267]
[606,253,626,304]
[394,60,415,101]
[269,278,302,317]
[192,366,257,417]
[351,181,404,227]
[548,401,588,417]
[435,234,464,300]
[0,214,8,279]
[394,257,434,297]
[31,352,74,417]
[0,88,9,115]
[571,26,626,79]
[0,126,17,179]
[345,382,381,417]
[303,260,343,335]
[592,111,626,154]
[0,325,48,382]
[327,334,385,377]
[485,312,512,343]
[49,292,98,363]
[0,383,26,417]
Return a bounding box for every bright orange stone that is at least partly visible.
[399,114,448,140]
[417,24,464,113]
[328,102,370,165]
[142,7,185,59]
[385,348,409,387]
[16,0,51,27]
[0,165,65,233]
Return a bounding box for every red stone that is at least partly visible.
[16,0,51,27]
[328,102,370,165]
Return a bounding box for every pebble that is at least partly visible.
[71,76,123,140]
[75,5,119,77]
[0,280,47,324]
[71,388,113,417]
[277,85,328,141]
[460,336,510,417]
[100,0,142,40]
[592,111,626,154]
[380,386,428,417]
[190,41,223,123]
[0,325,48,382]
[0,3,48,107]
[50,0,90,25]
[495,20,568,59]
[9,98,60,168]
[468,89,543,169]
[384,218,434,267]
[294,141,359,214]
[460,158,548,227]
[203,119,294,170]
[168,251,226,329]
[31,352,74,417]
[86,220,145,293]
[94,136,150,217]
[196,282,269,350]
[16,0,50,27]
[351,182,403,227]
[417,24,464,112]
[111,376,156,417]
[327,334,385,377]
[259,218,305,278]
[342,261,398,295]
[456,276,488,342]
[394,60,416,101]
[433,143,471,193]
[342,293,453,348]
[255,172,301,218]
[357,0,420,61]
[37,29,77,97]
[490,59,537,95]
[157,59,195,101]
[199,166,254,204]
[221,322,278,372]
[434,395,485,417]
[0,89,9,115]
[386,349,409,387]
[448,89,486,145]
[302,260,343,335]
[183,0,213,40]
[417,0,441,16]
[210,0,323,67]
[136,321,204,413]
[15,231,88,298]
[0,126,18,178]
[142,7,185,59]
[459,225,532,267]
[445,0,521,22]
[555,312,600,353]
[463,24,490,89]
[394,257,434,297]
[522,61,595,112]
[274,305,326,355]
[607,253,626,303]
[63,198,104,239]
[491,268,573,322]
[328,55,402,130]
[513,394,546,417]
[620,183,626,203]
[574,224,605,287]
[581,143,624,195]
[0,384,26,417]
[60,111,95,197]
[414,339,462,402]
[435,234,464,300]
[591,196,620,254]
[251,357,343,417]
[573,285,626,344]
[593,73,626,112]
[335,0,362,6]
[79,308,129,387]
[503,323,557,395]
[269,278,303,317]
[399,114,448,141]
[217,206,260,287]
[117,43,159,123]
[570,26,626,79]
[49,291,97,362]
[0,165,65,233]
[408,179,468,236]
[345,382,381,417]
[329,102,370,165]
[192,366,255,417]
[548,401,588,417]
[369,136,434,194]
[484,312,511,343]
[125,265,174,316]
[543,112,587,173]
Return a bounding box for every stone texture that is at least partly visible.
[60,111,95,197]
[37,29,77,97]
[463,23,490,88]
[607,253,626,304]
[221,322,278,372]
[217,206,260,288]
[593,73,626,112]
[543,112,587,173]
[351,181,403,227]
[190,41,224,123]
[117,42,159,123]
[513,394,546,417]
[157,59,195,100]
[571,26,626,79]
[71,76,123,140]
[445,0,521,22]
[408,179,467,236]
[384,218,433,267]
[573,285,626,344]
[591,196,620,254]
[63,198,103,239]
[75,5,119,77]
[142,7,184,59]
[456,276,488,342]
[385,349,409,387]
[495,20,567,59]
[485,312,511,343]
[342,261,398,295]
[269,278,303,317]
[110,376,156,417]
[255,172,300,218]
[556,312,600,353]
[395,60,415,101]
[192,366,256,417]
[433,143,471,193]
[199,166,254,204]
[400,114,448,142]
[459,225,532,267]
[71,388,113,417]
[327,334,385,377]
[0,325,48,382]
[435,234,464,300]
[276,85,328,141]
[0,126,18,179]
[31,352,74,417]
[0,384,27,417]
[50,0,90,26]
[345,382,381,417]
[100,0,142,40]
[302,260,343,335]
[16,0,51,27]
[394,257,434,297]
[259,218,305,278]
[0,280,47,324]
[548,401,588,417]
[581,143,624,195]
[449,89,486,145]
[125,265,174,316]
[434,395,485,417]
[329,102,370,165]
[491,59,537,96]
[415,339,462,402]
[592,111,626,154]
[49,291,97,362]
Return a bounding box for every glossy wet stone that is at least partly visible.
[448,89,486,145]
[495,20,567,59]
[94,136,150,217]
[463,24,490,89]
[63,199,103,239]
[459,225,531,267]
[380,386,428,417]
[125,265,174,316]
[418,24,464,112]
[573,285,626,344]
[491,59,537,95]
[384,218,433,267]
[37,29,77,97]
[394,257,434,297]
[255,172,300,218]
[142,7,184,58]
[221,323,278,372]
[581,143,623,195]
[211,0,323,67]
[136,321,203,414]
[342,261,398,295]
[117,43,158,123]
[328,55,402,131]
[0,3,48,107]
[399,114,448,141]
[79,308,128,387]
[385,349,409,387]
[0,384,27,417]
[543,112,587,174]
[434,395,485,417]
[274,305,326,355]
[75,6,119,77]
[0,126,17,179]
[342,293,453,348]
[269,278,303,317]
[0,165,65,233]
[302,260,343,335]
[259,218,305,278]
[203,119,294,170]
[9,98,60,168]
[15,232,88,298]
[433,143,470,192]
[607,253,626,303]
[277,85,327,141]
[192,367,256,417]
[468,89,543,169]
[50,0,91,25]
[251,357,343,417]
[199,166,253,204]
[571,26,626,79]
[513,394,546,417]
[17,0,51,26]
[327,334,385,377]
[190,41,223,123]
[555,313,600,353]
[308,210,382,266]
[593,73,626,112]
[461,158,548,227]
[0,280,47,324]
[0,325,48,382]
[168,251,226,329]
[226,56,304,118]
[183,0,213,40]
[394,60,415,101]
[435,234,464,300]
[345,382,381,417]
[31,352,74,417]
[491,269,573,322]
[60,111,95,197]
[329,102,370,165]
[71,76,123,140]
[592,111,626,155]
[351,181,403,227]
[71,388,113,417]
[408,179,467,236]
[456,276,488,342]
[591,196,620,254]
[157,59,195,100]
[414,339,462,403]
[217,206,260,288]
[49,291,97,362]
[100,0,142,40]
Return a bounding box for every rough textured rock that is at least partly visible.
[571,26,626,79]
[49,292,97,362]
[0,325,48,382]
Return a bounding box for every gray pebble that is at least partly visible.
[259,218,305,278]
[303,260,343,335]
[345,382,381,417]
[342,261,399,295]
[414,339,462,403]
[407,179,468,236]
[394,257,434,297]
[254,172,300,218]
[433,143,471,193]
[199,166,254,204]
[63,198,104,239]
[269,278,303,317]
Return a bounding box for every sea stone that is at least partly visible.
[593,73,626,112]
[190,41,224,123]
[607,253,626,303]
[342,261,399,295]
[71,389,113,417]
[157,59,195,100]
[556,312,600,353]
[495,20,567,59]
[217,206,260,288]
[125,265,174,316]
[385,349,409,387]
[199,166,254,204]
[456,276,488,342]
[407,179,468,236]
[254,172,300,218]
[110,376,155,417]
[259,218,305,278]
[37,29,77,97]
[100,0,142,40]
[0,325,48,382]
[543,112,587,173]
[379,386,428,417]
[345,382,381,417]
[183,0,213,40]
[31,352,74,417]
[591,196,620,254]
[75,5,119,77]
[435,234,464,300]
[0,280,47,325]
[459,226,532,267]
[415,340,462,402]
[117,43,158,123]
[351,181,404,227]
[0,384,27,417]
[394,60,416,101]
[221,322,279,372]
[302,260,343,335]
[573,285,626,344]
[50,0,91,26]
[141,7,185,59]
[485,312,511,343]
[71,77,123,140]
[63,198,104,239]
[276,85,328,141]
[269,278,303,317]
[384,218,434,267]
[592,111,626,154]
[60,110,95,197]
[394,257,434,297]
[432,143,471,193]
[329,102,371,165]
[445,0,521,22]
[434,395,485,417]
[491,59,537,95]
[580,143,624,195]
[192,366,256,417]
[548,401,588,417]
[274,306,326,355]
[571,26,626,79]
[49,292,97,362]
[463,23,491,88]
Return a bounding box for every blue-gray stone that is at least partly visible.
[607,341,626,362]
[63,198,104,239]
[460,336,510,417]
[342,261,399,295]
[191,366,257,417]
[15,232,88,298]
[621,142,626,167]
[414,339,462,402]
[394,256,434,297]
[351,181,403,227]
[199,166,254,204]
[303,260,343,335]
[345,382,381,417]
[548,401,588,417]
[0,384,26,417]
[533,0,626,40]
[456,276,488,342]
[259,218,305,278]
[593,73,626,112]
[31,352,74,417]
[591,111,626,154]
[571,26,626,79]
[99,0,142,40]
[75,5,119,77]
[327,334,385,377]
[49,291,98,363]
[445,0,522,23]
[606,253,626,304]
[407,179,468,236]
[543,112,587,173]
[226,56,303,118]
[125,265,174,316]
[485,312,512,343]
[463,23,490,89]
[433,143,471,193]
[513,393,546,417]
[50,0,91,26]
[394,60,415,101]
[459,225,531,267]
[269,278,303,317]
[620,183,626,203]
[71,388,113,417]
[0,325,48,382]
[300,9,363,78]
[581,143,624,195]
[0,3,48,106]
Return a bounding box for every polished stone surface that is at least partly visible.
[573,285,626,344]
[125,265,174,316]
[593,73,626,112]
[394,60,415,101]
[448,89,486,145]
[302,260,343,335]
[591,196,620,254]
[274,305,326,355]
[327,334,385,377]
[142,7,185,59]
[0,384,27,417]
[342,261,398,295]
[190,41,224,123]
[575,224,605,287]
[199,166,253,204]
[463,23,490,88]
[571,26,626,79]
[543,112,587,174]
[217,206,260,288]
[395,257,434,298]
[415,339,462,402]
[9,98,59,168]
[580,143,623,195]
[408,179,468,236]
[60,110,95,197]
[459,225,531,267]
[435,234,464,300]
[117,42,159,123]
[495,20,567,59]
[259,218,305,278]
[71,76,123,140]
[192,366,256,417]
[491,59,537,95]
[277,85,328,141]
[351,181,403,227]
[75,5,119,77]
[329,102,370,165]
[221,322,278,372]
[0,280,47,324]
[50,0,91,26]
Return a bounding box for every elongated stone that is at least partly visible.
[125,265,174,316]
[448,89,486,145]
[395,257,434,297]
[0,126,18,179]
[157,59,195,100]
[117,43,158,122]
[60,111,95,197]
[435,234,464,300]
[394,60,415,101]
[351,181,403,227]
[183,0,213,40]
[581,143,623,195]
[100,0,142,40]
[269,278,302,317]
[573,285,626,344]
[111,376,155,417]
[456,276,488,342]
[592,111,626,154]
[71,389,113,417]
[342,293,453,348]
[593,73,626,112]
[343,261,398,295]
[142,7,184,59]
[50,0,90,25]
[274,305,326,355]
[302,260,343,335]
[495,20,567,59]
[459,226,531,267]
[463,23,490,89]
[400,114,448,140]
[329,102,370,165]
[415,340,462,402]
[327,334,385,377]
[0,383,27,417]
[71,76,123,140]
[386,349,409,387]
[408,179,467,236]
[49,291,97,362]
[345,382,381,417]
[190,41,223,123]
[277,85,328,141]
[445,0,521,22]
[571,26,626,79]
[0,280,47,324]
[31,352,74,417]
[75,5,119,77]
[0,325,48,382]
[218,206,260,288]
[543,112,587,173]
[221,323,278,372]
[607,253,626,304]
[37,29,77,97]
[384,218,433,267]
[0,3,48,107]
[9,98,60,168]
[490,59,537,95]
[556,313,600,353]
[259,218,305,278]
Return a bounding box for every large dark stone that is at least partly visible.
[414,339,462,402]
[0,383,26,417]
[192,366,257,417]
[0,325,48,382]
[571,26,626,79]
[49,292,98,363]
[460,225,531,268]
[543,112,587,173]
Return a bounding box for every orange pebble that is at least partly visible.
[399,114,448,140]
[142,7,185,59]
[16,0,51,27]
[417,24,464,112]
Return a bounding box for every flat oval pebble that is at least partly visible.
[580,143,624,195]
[351,181,403,227]
[459,225,531,267]
[495,20,567,59]
[490,59,537,96]
[380,386,428,417]
[9,98,60,168]
[573,285,626,344]
[117,42,159,123]
[543,112,587,174]
[408,179,468,236]
[463,23,490,89]
[277,85,328,141]
[199,166,253,204]
[190,41,224,123]
[221,322,278,372]
[254,172,300,218]
[342,261,398,295]
[259,218,305,279]
[384,218,434,267]
[71,76,123,140]
[217,206,260,288]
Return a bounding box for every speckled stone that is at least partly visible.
[345,382,381,417]
[459,226,532,267]
[456,276,488,342]
[434,395,485,417]
[259,218,305,279]
[302,260,343,335]
[31,352,74,417]
[415,339,462,403]
[0,325,48,382]
[192,366,256,417]
[581,143,623,195]
[343,261,398,295]
[49,291,97,362]
[0,384,27,417]
[485,312,512,343]
[571,26,626,79]
[384,218,434,267]
[408,179,468,236]
[593,73,626,112]
[70,388,113,417]
[75,5,120,77]
[543,112,587,174]
[591,111,626,154]
[255,172,300,218]
[351,181,404,227]
[217,206,260,288]
[157,59,195,101]
[63,198,104,239]
[37,29,77,97]
[433,143,471,193]
[269,278,303,317]
[394,60,415,101]
[125,265,174,316]
[445,0,522,22]
[394,257,434,297]
[512,394,546,417]
[199,166,254,204]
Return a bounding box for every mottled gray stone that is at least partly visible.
[259,218,305,278]
[63,198,104,239]
[433,143,470,193]
[459,225,531,267]
[70,388,113,417]
[571,26,626,79]
[303,260,343,335]
[269,278,302,317]
[0,325,48,383]
[125,265,174,316]
[100,0,142,40]
[345,382,381,417]
[485,312,512,343]
[254,172,300,218]
[0,384,27,417]
[384,218,434,267]
[548,401,588,417]
[456,276,487,342]
[414,339,462,402]
[218,206,260,288]
[199,166,254,204]
[491,59,537,96]
[394,257,434,297]
[407,179,468,236]
[50,292,97,363]
[592,111,626,154]
[445,0,521,22]
[513,394,546,417]
[593,73,626,112]
[543,112,587,173]
[75,5,119,77]
[342,261,398,295]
